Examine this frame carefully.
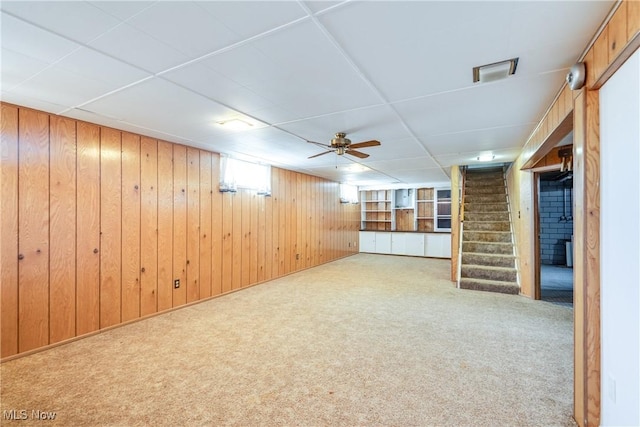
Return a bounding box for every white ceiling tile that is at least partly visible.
[303,1,346,14]
[435,147,523,168]
[89,23,189,73]
[56,47,150,88]
[366,157,441,172]
[389,168,451,186]
[125,2,239,59]
[162,63,275,113]
[199,44,285,87]
[10,65,121,107]
[1,48,50,89]
[82,78,238,138]
[89,1,155,21]
[196,1,307,39]
[421,124,534,157]
[0,90,69,114]
[1,12,80,63]
[1,1,120,44]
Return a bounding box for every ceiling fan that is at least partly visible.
[307,132,381,159]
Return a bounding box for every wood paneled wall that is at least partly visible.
[0,103,360,359]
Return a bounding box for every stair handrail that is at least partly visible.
[456,166,467,288]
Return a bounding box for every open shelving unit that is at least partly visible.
[361,189,393,231]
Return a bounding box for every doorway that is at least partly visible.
[537,169,574,307]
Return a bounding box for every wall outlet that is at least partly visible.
[174,279,180,289]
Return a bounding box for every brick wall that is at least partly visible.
[539,179,573,265]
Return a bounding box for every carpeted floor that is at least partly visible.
[0,254,575,426]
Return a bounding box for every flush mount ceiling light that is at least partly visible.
[477,154,495,162]
[473,58,519,83]
[217,118,253,131]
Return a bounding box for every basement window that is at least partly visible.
[434,188,452,231]
[219,155,271,195]
[340,184,359,204]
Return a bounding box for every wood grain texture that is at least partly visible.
[100,127,122,328]
[76,122,100,336]
[629,0,640,41]
[278,169,286,276]
[250,191,259,284]
[232,192,242,290]
[221,192,233,293]
[450,166,460,282]
[172,145,187,307]
[572,91,587,427]
[592,27,609,87]
[186,147,200,303]
[257,193,266,282]
[284,170,292,274]
[140,137,158,316]
[49,116,77,343]
[608,2,627,62]
[121,133,141,322]
[241,190,251,287]
[199,151,212,299]
[157,141,173,312]
[1,104,19,357]
[211,153,223,296]
[18,108,50,352]
[584,89,601,427]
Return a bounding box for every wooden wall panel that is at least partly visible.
[1,103,361,359]
[257,193,266,282]
[199,151,212,299]
[100,127,122,328]
[264,183,273,281]
[221,192,233,293]
[157,141,173,312]
[629,0,640,41]
[49,116,77,343]
[211,153,223,295]
[241,191,251,287]
[76,122,100,336]
[18,109,50,352]
[121,133,141,322]
[250,192,259,284]
[186,147,200,303]
[608,2,627,62]
[232,192,242,290]
[172,145,187,307]
[1,104,19,357]
[140,137,158,316]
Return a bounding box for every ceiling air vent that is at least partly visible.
[473,57,519,83]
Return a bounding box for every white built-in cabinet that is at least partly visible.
[359,231,451,258]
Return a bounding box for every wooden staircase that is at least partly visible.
[460,167,519,295]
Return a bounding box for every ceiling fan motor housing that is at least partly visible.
[331,132,350,147]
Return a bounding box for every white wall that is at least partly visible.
[600,49,640,426]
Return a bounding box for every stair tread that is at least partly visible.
[463,251,515,258]
[461,264,517,272]
[463,241,513,245]
[460,277,518,285]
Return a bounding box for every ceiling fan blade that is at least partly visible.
[349,140,381,149]
[308,150,334,159]
[307,140,331,149]
[345,149,369,159]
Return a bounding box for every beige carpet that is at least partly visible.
[1,254,575,426]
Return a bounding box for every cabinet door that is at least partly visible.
[405,233,426,256]
[359,231,376,253]
[375,232,392,254]
[425,233,452,258]
[391,232,407,255]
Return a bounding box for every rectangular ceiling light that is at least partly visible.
[217,118,253,131]
[473,58,518,83]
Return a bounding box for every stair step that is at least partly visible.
[465,178,505,188]
[459,278,520,295]
[462,241,514,255]
[461,264,518,282]
[464,202,508,212]
[464,221,511,232]
[463,230,512,243]
[464,186,506,195]
[462,252,516,268]
[464,193,507,203]
[464,212,510,222]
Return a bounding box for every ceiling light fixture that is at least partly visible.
[473,57,519,83]
[477,154,496,162]
[217,119,253,131]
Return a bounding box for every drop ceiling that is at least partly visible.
[0,1,613,186]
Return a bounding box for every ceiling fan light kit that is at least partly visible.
[308,132,381,159]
